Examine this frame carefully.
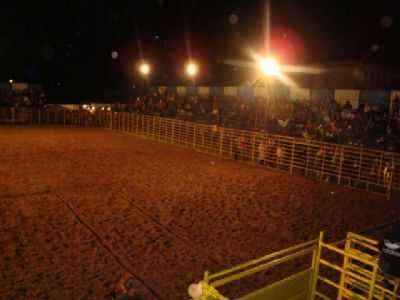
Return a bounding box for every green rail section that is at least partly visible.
[189,232,400,300]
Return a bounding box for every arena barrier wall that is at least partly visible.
[1,108,399,199]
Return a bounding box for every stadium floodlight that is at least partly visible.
[259,57,280,76]
[139,62,150,76]
[185,62,198,77]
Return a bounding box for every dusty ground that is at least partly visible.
[1,127,399,300]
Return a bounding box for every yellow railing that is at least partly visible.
[188,232,400,300]
[1,108,399,199]
[314,232,400,300]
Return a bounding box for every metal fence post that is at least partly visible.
[230,133,233,157]
[153,117,156,138]
[305,142,310,176]
[219,128,224,155]
[123,112,126,131]
[290,139,295,174]
[251,133,256,162]
[387,155,395,200]
[172,121,175,143]
[320,144,326,181]
[358,148,363,183]
[192,124,197,148]
[338,147,344,185]
[309,231,324,300]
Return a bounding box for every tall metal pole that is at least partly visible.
[265,0,271,54]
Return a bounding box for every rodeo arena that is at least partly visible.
[2,3,400,300]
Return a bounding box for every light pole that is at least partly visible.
[266,0,271,54]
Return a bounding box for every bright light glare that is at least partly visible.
[139,63,150,75]
[9,79,13,84]
[259,57,279,75]
[82,104,88,109]
[186,62,198,77]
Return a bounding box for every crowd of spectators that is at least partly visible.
[121,91,400,152]
[0,88,46,108]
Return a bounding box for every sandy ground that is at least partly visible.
[1,127,399,300]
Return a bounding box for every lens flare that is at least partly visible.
[139,62,150,75]
[259,57,280,75]
[186,62,198,77]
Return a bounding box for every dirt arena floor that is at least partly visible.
[1,127,399,300]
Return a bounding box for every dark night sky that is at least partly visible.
[2,0,400,99]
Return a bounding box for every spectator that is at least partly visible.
[122,90,400,152]
[257,139,268,165]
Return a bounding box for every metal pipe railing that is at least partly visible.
[2,108,399,199]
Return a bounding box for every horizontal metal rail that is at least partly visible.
[2,108,399,199]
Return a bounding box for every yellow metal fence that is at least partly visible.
[1,108,399,198]
[313,232,400,300]
[190,232,400,300]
